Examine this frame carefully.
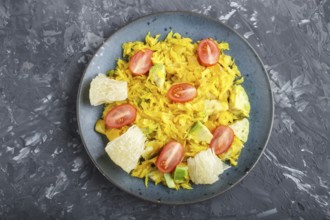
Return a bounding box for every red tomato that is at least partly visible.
[197,39,220,67]
[129,49,153,75]
[210,125,234,155]
[167,83,197,103]
[104,104,137,128]
[156,141,184,173]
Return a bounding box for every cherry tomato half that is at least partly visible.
[197,39,220,67]
[210,125,234,155]
[129,49,153,75]
[167,83,197,103]
[104,104,137,128]
[156,141,184,173]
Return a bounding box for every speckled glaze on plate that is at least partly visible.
[77,11,274,204]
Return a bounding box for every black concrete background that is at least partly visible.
[0,0,329,219]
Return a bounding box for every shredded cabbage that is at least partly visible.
[96,32,250,188]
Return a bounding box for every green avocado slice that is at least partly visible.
[188,121,213,143]
[164,173,176,189]
[229,85,250,117]
[149,63,166,88]
[173,166,189,183]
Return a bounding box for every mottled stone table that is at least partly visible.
[0,0,329,219]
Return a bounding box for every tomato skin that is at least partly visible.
[167,83,197,103]
[104,104,137,129]
[210,125,234,155]
[129,49,153,75]
[156,141,184,173]
[197,39,220,67]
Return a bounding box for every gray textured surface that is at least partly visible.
[0,0,329,219]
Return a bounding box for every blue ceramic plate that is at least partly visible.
[77,11,273,204]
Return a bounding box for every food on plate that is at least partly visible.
[173,165,189,183]
[204,99,228,115]
[104,103,137,128]
[89,74,127,106]
[210,125,235,155]
[105,125,146,173]
[197,39,220,67]
[167,83,197,103]
[219,137,244,166]
[89,32,251,189]
[156,141,184,173]
[149,63,166,88]
[129,49,153,75]
[188,149,225,184]
[229,85,250,117]
[188,121,213,143]
[229,118,249,142]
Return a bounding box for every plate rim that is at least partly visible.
[76,10,274,204]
